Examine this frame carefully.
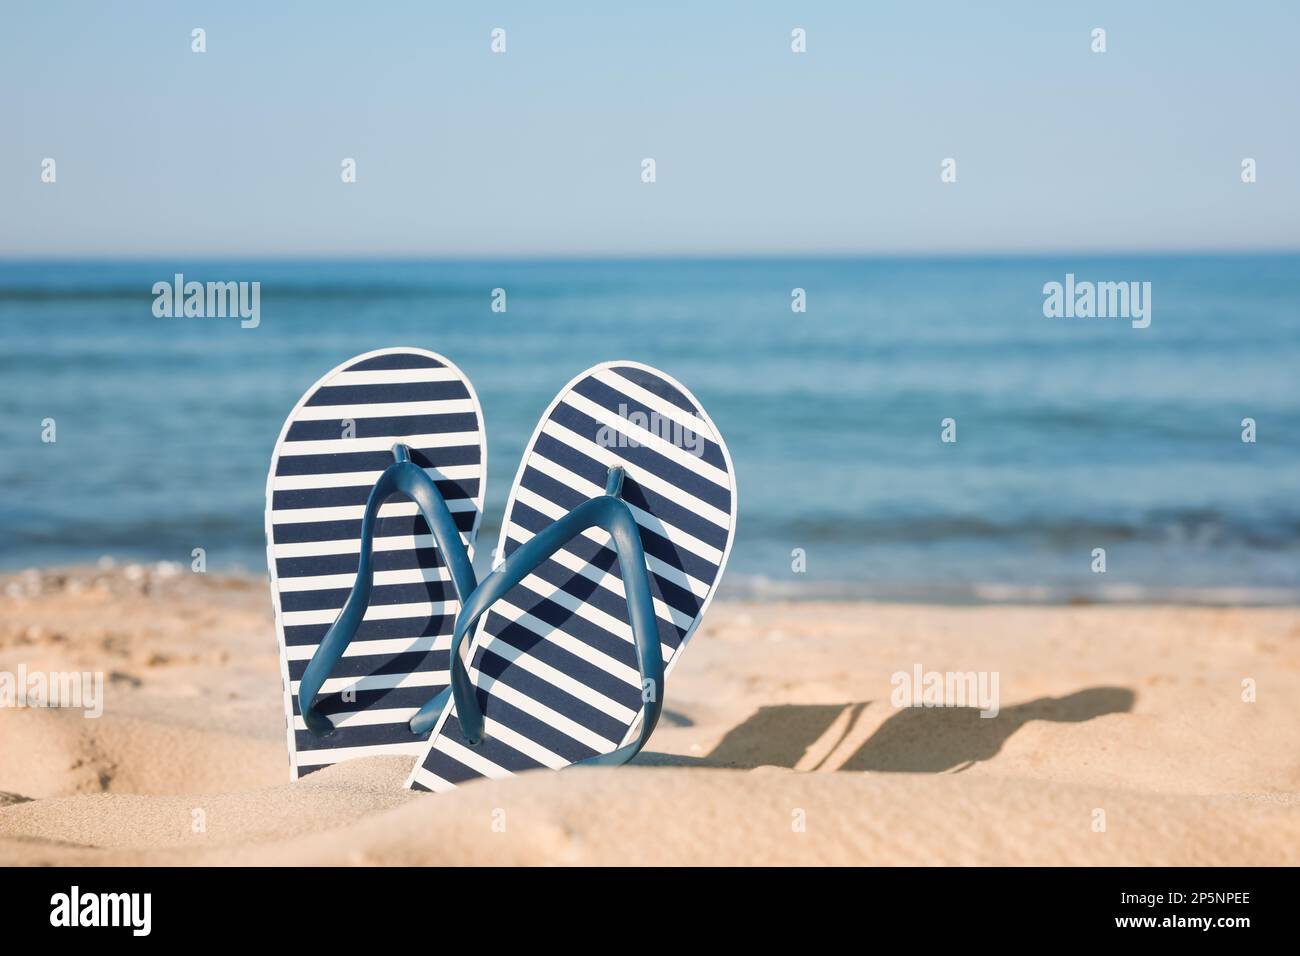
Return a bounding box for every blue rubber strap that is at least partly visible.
[409,466,664,767]
[297,444,478,737]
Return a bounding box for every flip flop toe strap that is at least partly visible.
[410,465,664,766]
[298,443,478,737]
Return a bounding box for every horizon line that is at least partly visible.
[3,247,1299,264]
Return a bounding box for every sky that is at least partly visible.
[2,1,1298,257]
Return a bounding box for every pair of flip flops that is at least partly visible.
[266,348,737,791]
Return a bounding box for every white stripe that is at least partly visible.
[465,671,619,754]
[292,706,418,730]
[271,498,476,526]
[285,634,449,662]
[506,521,711,601]
[522,538,695,632]
[329,368,459,385]
[525,449,728,531]
[519,460,725,564]
[410,768,458,792]
[507,572,676,663]
[278,566,452,592]
[592,367,717,440]
[282,599,455,627]
[515,482,721,568]
[277,431,481,456]
[291,398,477,422]
[479,717,570,771]
[290,669,447,696]
[478,630,639,724]
[490,598,642,684]
[273,464,480,491]
[419,718,568,774]
[297,741,430,767]
[272,532,474,560]
[434,737,517,780]
[540,419,729,523]
[561,392,731,488]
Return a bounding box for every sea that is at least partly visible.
[1,254,1297,603]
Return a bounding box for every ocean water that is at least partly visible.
[1,255,1297,603]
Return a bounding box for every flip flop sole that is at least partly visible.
[266,347,486,779]
[407,361,736,791]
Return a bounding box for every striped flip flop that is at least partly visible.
[406,361,736,791]
[266,347,486,779]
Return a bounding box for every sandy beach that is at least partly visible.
[1,564,1297,866]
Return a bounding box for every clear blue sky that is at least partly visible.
[3,0,1298,257]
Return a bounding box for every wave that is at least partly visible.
[9,506,1297,548]
[721,574,1300,607]
[759,506,1300,550]
[0,282,481,304]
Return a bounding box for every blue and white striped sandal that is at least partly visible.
[406,361,736,791]
[266,347,486,779]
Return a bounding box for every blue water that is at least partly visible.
[1,256,1297,603]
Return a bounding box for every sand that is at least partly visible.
[2,564,1298,865]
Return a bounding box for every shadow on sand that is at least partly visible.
[636,686,1135,773]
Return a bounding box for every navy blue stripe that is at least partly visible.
[512,551,686,648]
[275,443,481,477]
[346,353,445,371]
[295,683,443,717]
[276,546,444,580]
[503,531,703,622]
[286,412,479,442]
[610,366,698,414]
[447,702,598,764]
[521,454,726,551]
[293,722,425,752]
[471,639,630,744]
[548,402,731,513]
[272,509,476,545]
[510,499,719,590]
[484,586,638,671]
[272,477,478,511]
[416,744,487,786]
[288,649,446,683]
[279,579,455,613]
[284,613,453,647]
[571,376,725,471]
[434,715,548,774]
[415,750,477,786]
[483,615,644,713]
[307,381,469,406]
